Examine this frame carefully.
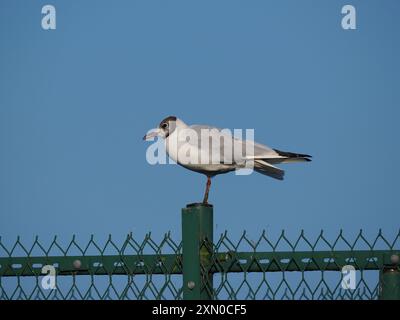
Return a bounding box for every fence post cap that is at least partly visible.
[186,203,213,208]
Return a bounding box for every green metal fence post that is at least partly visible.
[379,258,400,300]
[182,203,214,300]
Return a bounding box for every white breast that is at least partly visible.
[165,128,201,165]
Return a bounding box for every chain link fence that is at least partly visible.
[1,205,399,300]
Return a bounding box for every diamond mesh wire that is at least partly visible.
[0,229,399,300]
[206,229,400,300]
[0,233,183,300]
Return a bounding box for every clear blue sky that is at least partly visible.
[1,0,399,250]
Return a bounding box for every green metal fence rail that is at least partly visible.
[0,204,399,300]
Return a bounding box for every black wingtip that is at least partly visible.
[273,149,312,160]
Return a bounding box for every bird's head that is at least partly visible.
[143,116,178,141]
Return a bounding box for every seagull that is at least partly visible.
[143,116,311,204]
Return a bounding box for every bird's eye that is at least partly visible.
[162,123,168,129]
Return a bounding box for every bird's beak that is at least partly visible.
[143,128,161,141]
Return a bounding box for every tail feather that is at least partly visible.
[254,160,284,180]
[252,148,311,180]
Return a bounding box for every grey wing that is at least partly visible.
[241,140,280,159]
[189,125,281,163]
[190,125,241,164]
[189,125,287,180]
[189,125,311,180]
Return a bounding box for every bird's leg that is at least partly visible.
[202,176,212,204]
